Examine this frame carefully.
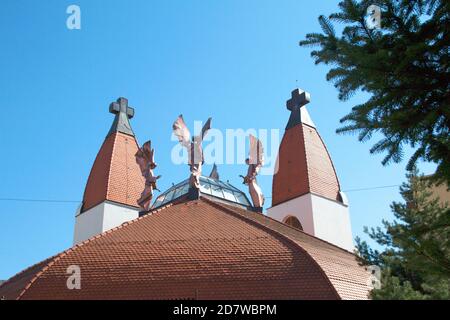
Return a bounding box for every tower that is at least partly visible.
[267,89,353,251]
[73,98,145,244]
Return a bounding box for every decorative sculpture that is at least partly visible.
[135,140,161,211]
[173,115,212,189]
[241,134,265,209]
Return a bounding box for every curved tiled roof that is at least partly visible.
[272,123,342,206]
[218,201,372,300]
[0,198,370,300]
[81,131,145,212]
[0,257,54,300]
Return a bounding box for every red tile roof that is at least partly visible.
[81,132,145,212]
[219,202,372,300]
[0,257,54,300]
[0,198,370,300]
[272,123,341,206]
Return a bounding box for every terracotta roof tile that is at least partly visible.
[82,132,144,212]
[0,257,55,300]
[272,123,341,206]
[218,201,371,300]
[0,198,370,300]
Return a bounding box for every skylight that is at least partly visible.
[152,176,252,209]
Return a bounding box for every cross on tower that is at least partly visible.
[109,97,135,119]
[287,89,311,111]
[107,97,135,137]
[285,88,314,130]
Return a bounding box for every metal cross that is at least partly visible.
[106,97,135,137]
[109,97,134,119]
[287,89,311,111]
[285,88,312,130]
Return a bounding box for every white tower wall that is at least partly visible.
[267,194,354,252]
[73,201,139,245]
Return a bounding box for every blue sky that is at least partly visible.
[0,0,435,279]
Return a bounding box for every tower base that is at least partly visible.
[267,193,354,251]
[73,201,139,245]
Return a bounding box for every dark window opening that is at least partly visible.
[284,216,303,231]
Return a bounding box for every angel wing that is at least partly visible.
[201,117,212,141]
[248,135,264,166]
[173,115,191,148]
[149,146,155,164]
[135,140,152,174]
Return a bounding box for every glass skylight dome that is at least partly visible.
[152,176,252,209]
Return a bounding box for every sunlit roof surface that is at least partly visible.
[152,176,252,209]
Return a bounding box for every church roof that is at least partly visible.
[272,90,342,206]
[80,99,144,213]
[0,198,370,300]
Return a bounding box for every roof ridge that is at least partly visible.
[208,197,356,255]
[105,132,118,203]
[200,198,341,299]
[300,124,313,204]
[86,235,272,246]
[106,132,143,208]
[211,200,372,300]
[309,124,342,191]
[0,256,55,293]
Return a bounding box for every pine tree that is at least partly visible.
[300,0,450,184]
[355,169,450,299]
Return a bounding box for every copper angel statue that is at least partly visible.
[173,115,212,189]
[241,134,265,208]
[135,140,161,211]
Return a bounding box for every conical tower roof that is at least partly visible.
[81,98,144,213]
[272,89,342,206]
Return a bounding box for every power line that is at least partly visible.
[0,184,401,204]
[264,184,401,199]
[343,184,401,193]
[0,198,80,204]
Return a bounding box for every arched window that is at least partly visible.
[283,216,303,231]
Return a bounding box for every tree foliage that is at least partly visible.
[300,0,450,183]
[355,169,450,299]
